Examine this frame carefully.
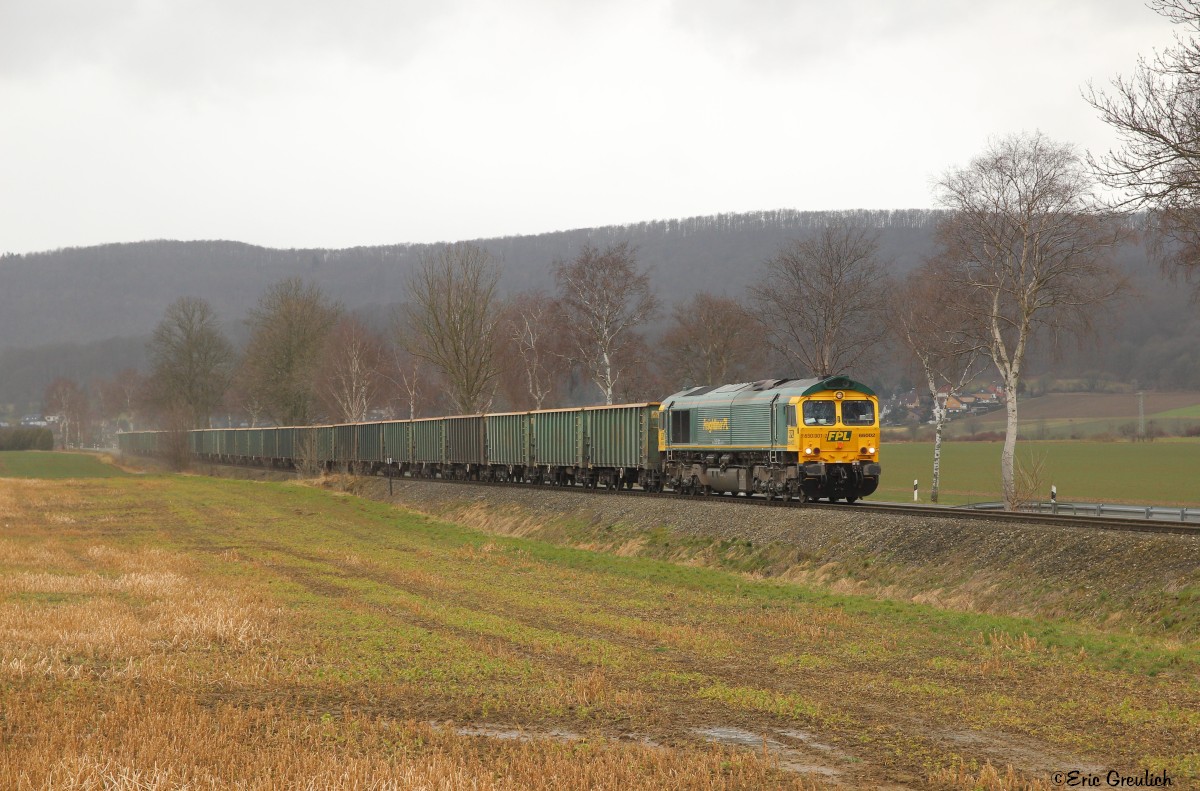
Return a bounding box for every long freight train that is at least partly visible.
[118,375,881,502]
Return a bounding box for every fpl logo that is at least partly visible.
[826,431,852,442]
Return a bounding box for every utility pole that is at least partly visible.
[1137,390,1145,441]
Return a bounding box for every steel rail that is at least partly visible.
[377,471,1200,538]
[179,455,1200,538]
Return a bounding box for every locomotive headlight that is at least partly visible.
[804,447,813,455]
[868,446,876,454]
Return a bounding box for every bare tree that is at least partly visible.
[113,368,146,431]
[243,278,341,426]
[749,222,890,378]
[935,132,1126,509]
[611,333,666,404]
[146,296,235,429]
[404,243,501,414]
[318,316,386,423]
[554,242,659,404]
[225,359,268,428]
[1085,0,1200,293]
[889,268,985,504]
[661,293,760,387]
[497,292,570,409]
[43,378,89,448]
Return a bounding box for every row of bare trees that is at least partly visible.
[55,128,1128,514]
[39,370,145,449]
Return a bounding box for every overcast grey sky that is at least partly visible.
[0,0,1179,254]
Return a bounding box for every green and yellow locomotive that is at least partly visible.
[658,376,880,502]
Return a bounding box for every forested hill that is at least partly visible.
[2,207,1198,408]
[0,209,941,349]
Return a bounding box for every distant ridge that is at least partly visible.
[0,208,943,349]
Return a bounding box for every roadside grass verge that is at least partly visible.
[1,473,1196,788]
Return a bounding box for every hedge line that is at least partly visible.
[0,427,54,451]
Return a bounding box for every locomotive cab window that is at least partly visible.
[670,410,692,443]
[841,400,876,426]
[803,401,836,426]
[787,404,797,427]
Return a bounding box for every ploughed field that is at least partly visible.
[1,456,1197,789]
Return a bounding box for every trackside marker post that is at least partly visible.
[1051,484,1057,514]
[914,479,919,503]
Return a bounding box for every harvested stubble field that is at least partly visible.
[1,459,1198,789]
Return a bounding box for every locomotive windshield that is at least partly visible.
[841,400,875,426]
[803,401,836,426]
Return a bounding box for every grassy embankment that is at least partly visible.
[0,454,1197,788]
[876,440,1200,506]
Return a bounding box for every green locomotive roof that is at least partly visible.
[663,375,875,405]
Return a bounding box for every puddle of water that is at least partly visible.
[444,723,580,743]
[777,728,836,752]
[694,726,764,747]
[693,726,844,779]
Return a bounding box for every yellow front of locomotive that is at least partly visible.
[792,384,881,501]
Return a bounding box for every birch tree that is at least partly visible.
[936,132,1125,509]
[498,292,569,409]
[749,222,890,378]
[318,316,386,423]
[405,243,500,414]
[554,242,659,405]
[889,267,984,504]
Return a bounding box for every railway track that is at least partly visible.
[367,469,1200,538]
[175,455,1200,538]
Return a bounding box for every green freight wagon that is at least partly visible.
[291,427,318,469]
[353,422,384,468]
[191,430,205,458]
[314,425,335,465]
[381,421,412,466]
[444,415,485,477]
[530,408,582,472]
[412,418,444,473]
[333,424,357,465]
[119,431,161,457]
[246,428,265,460]
[219,429,238,459]
[233,428,251,459]
[485,412,530,479]
[530,407,583,486]
[261,427,278,461]
[581,403,661,489]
